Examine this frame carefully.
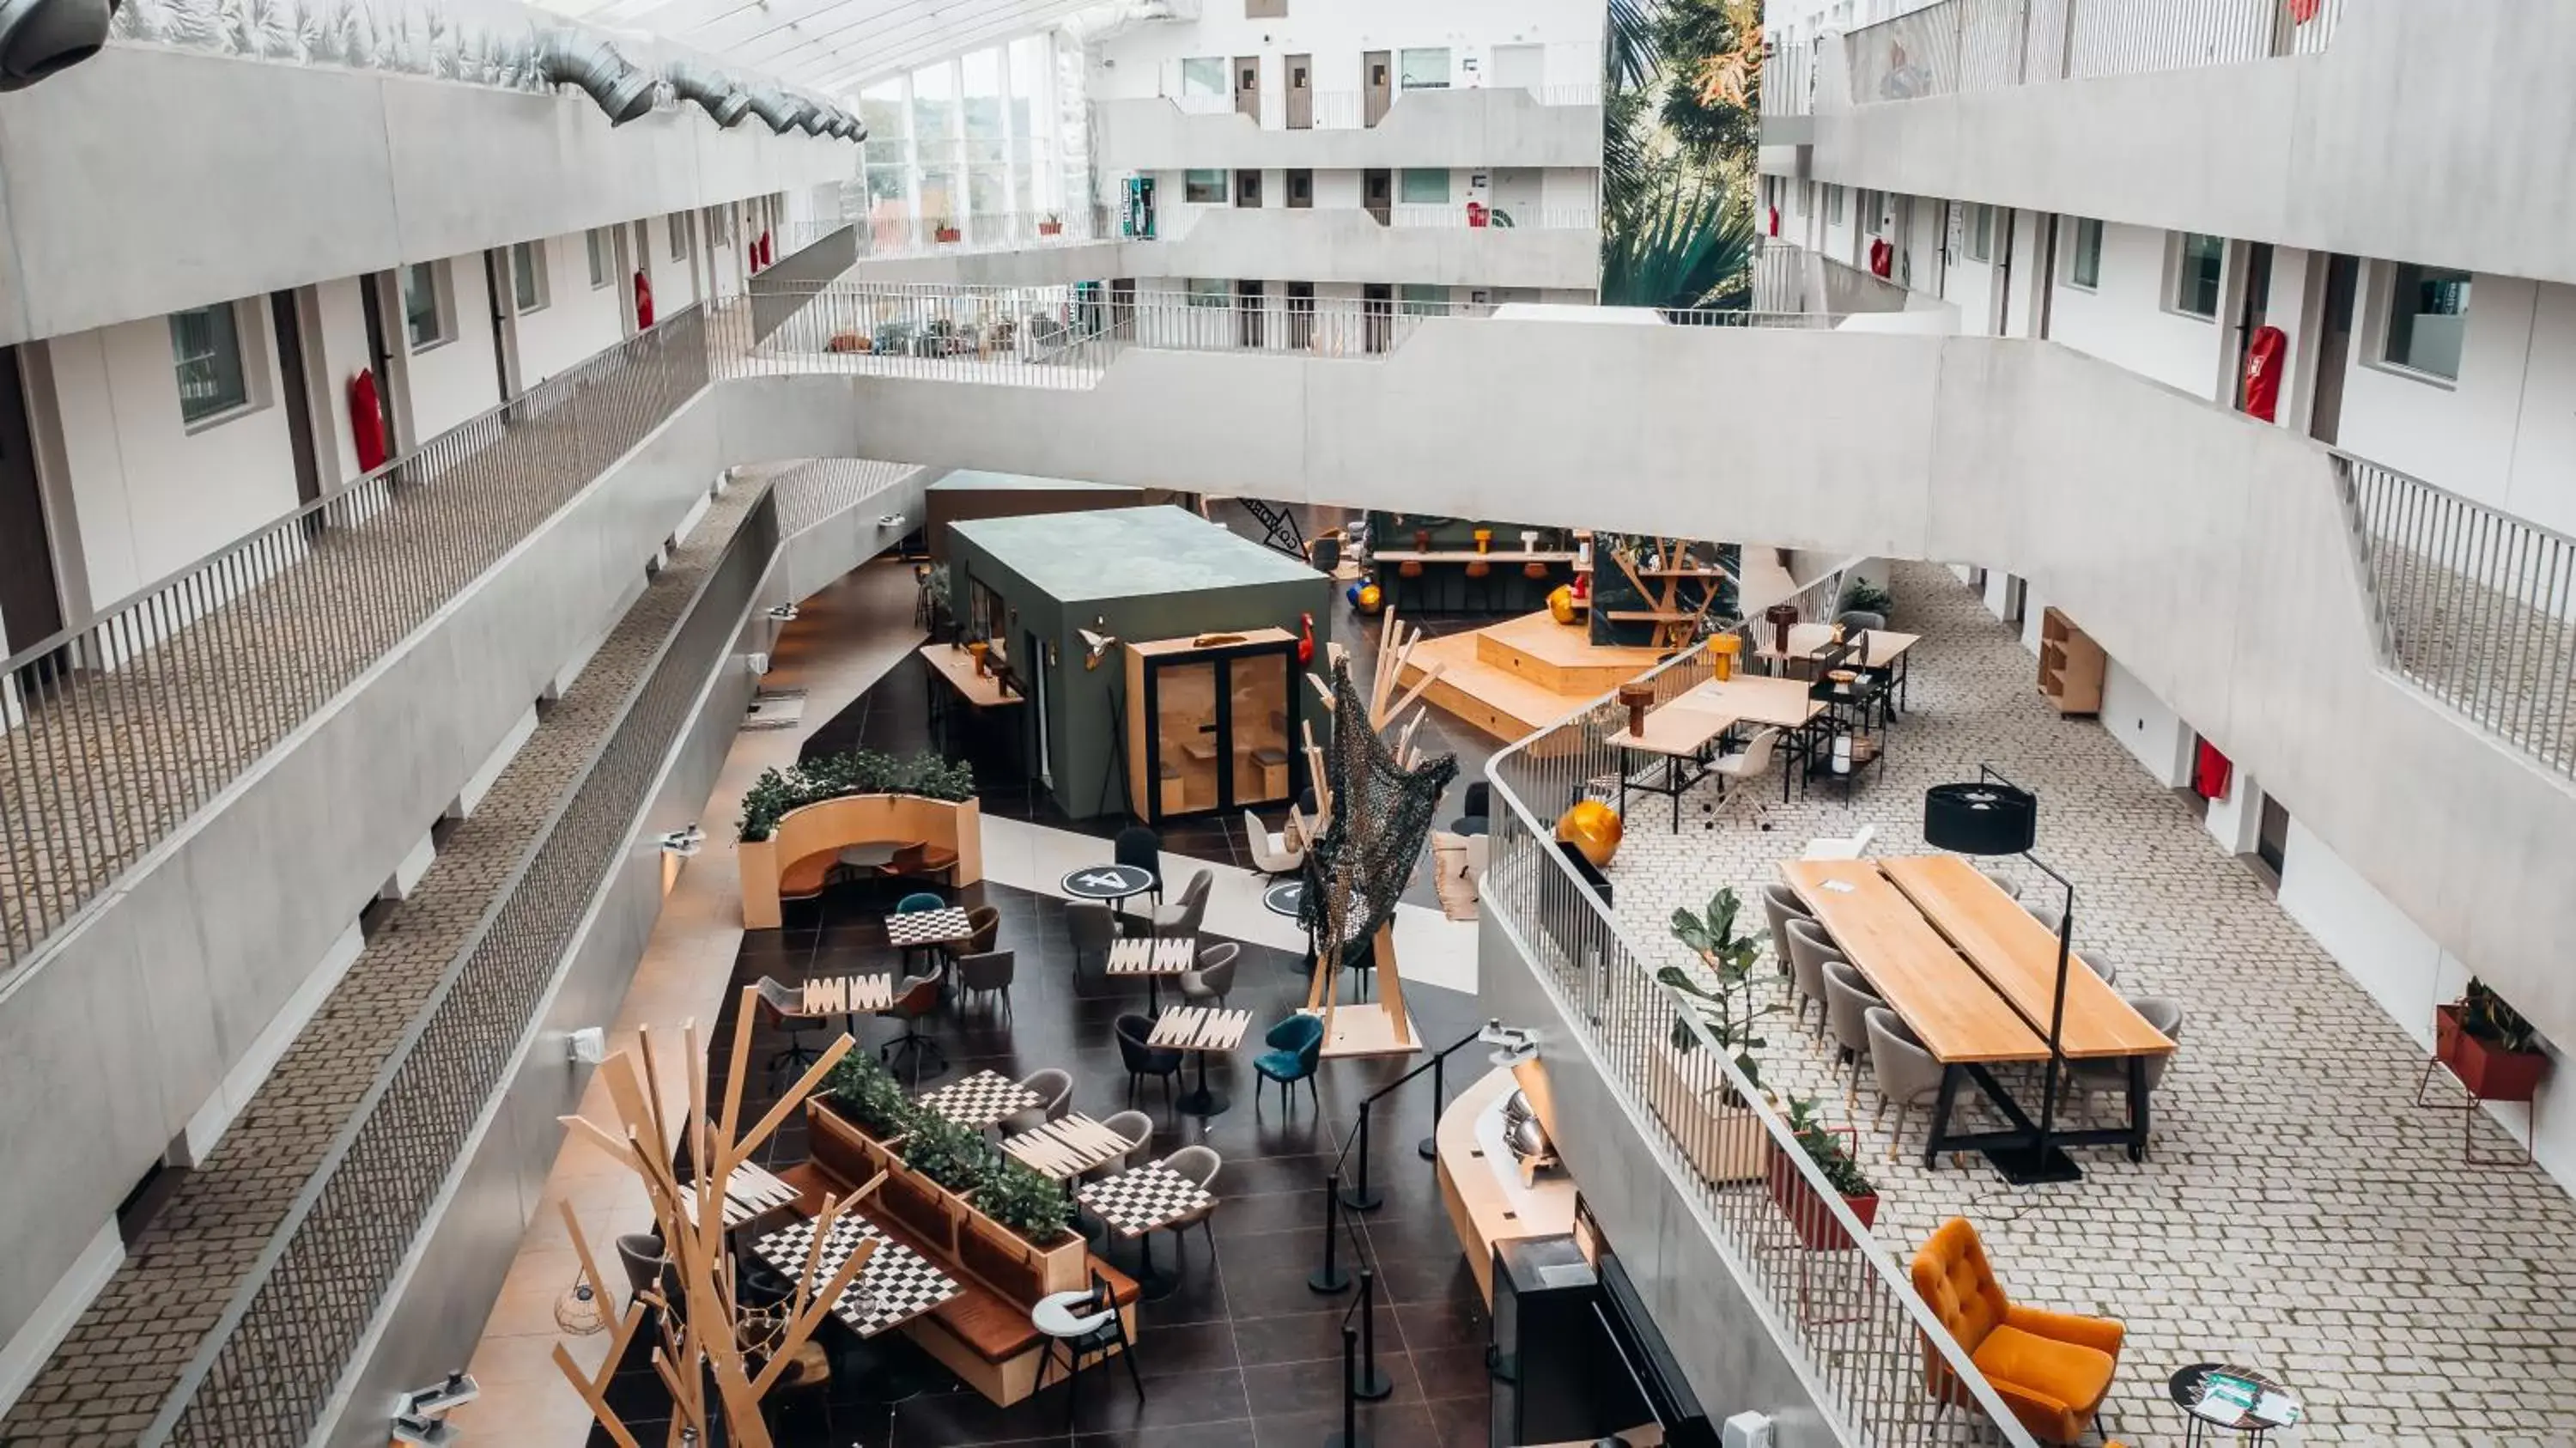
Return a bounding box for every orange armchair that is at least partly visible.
[1910,1217,2124,1445]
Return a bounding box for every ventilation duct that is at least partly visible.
[666,61,751,126]
[744,88,809,134]
[0,0,117,90]
[793,97,835,136]
[539,29,653,125]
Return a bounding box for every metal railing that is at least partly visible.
[1385,203,1600,230]
[0,305,713,974]
[2335,453,2576,780]
[843,204,1119,259]
[1764,40,1817,117]
[1840,0,2345,103]
[1752,239,1918,317]
[1481,630,2037,1448]
[150,484,781,1448]
[1157,80,1602,131]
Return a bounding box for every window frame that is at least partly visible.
[1965,203,1993,263]
[1858,189,1882,236]
[1398,47,1451,90]
[2064,216,2104,291]
[400,260,451,353]
[512,240,550,313]
[1397,283,1448,316]
[2167,231,2225,319]
[670,214,691,262]
[586,228,615,289]
[1184,277,1231,308]
[1826,184,1845,226]
[1180,57,1227,97]
[1182,168,1229,204]
[1397,167,1450,205]
[2374,261,2472,385]
[168,301,256,429]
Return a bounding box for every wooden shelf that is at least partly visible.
[2037,606,2105,715]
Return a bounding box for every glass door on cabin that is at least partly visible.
[1227,650,1293,809]
[1154,659,1222,818]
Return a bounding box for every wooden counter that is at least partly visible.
[919,642,1023,707]
[1436,1066,1579,1305]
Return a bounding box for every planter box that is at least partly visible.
[1036,222,1064,236]
[1643,1042,1765,1185]
[958,1211,1088,1299]
[1765,1134,1878,1251]
[875,1150,975,1253]
[2436,1003,2549,1103]
[739,793,984,928]
[935,228,963,243]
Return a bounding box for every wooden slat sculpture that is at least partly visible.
[550,987,884,1448]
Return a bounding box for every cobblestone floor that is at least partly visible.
[1597,563,2576,1446]
[0,479,766,1447]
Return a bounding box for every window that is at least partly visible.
[586,228,614,289]
[1235,169,1262,206]
[1398,48,1450,89]
[670,214,690,262]
[1186,278,1230,307]
[2065,217,2103,290]
[2171,232,2225,318]
[708,208,731,246]
[512,240,548,312]
[1398,168,1449,204]
[1180,57,1226,96]
[2381,263,2471,381]
[1183,168,1228,204]
[401,262,447,350]
[1965,204,1992,263]
[1826,184,1845,225]
[1398,283,1448,315]
[169,303,251,425]
[1859,190,1888,236]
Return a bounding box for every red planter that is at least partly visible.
[1036,222,1064,236]
[2435,1003,2549,1103]
[1766,1135,1878,1251]
[935,227,963,244]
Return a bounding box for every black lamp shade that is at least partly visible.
[1924,781,2037,856]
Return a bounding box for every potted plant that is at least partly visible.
[1646,887,1781,1183]
[1840,576,1895,618]
[1661,887,1782,1090]
[2435,977,2550,1102]
[819,1051,913,1143]
[933,217,962,244]
[960,1159,1090,1296]
[1036,211,1064,237]
[1766,1096,1879,1250]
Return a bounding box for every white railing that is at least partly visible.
[1752,239,1916,316]
[1481,631,2038,1448]
[1764,40,1817,117]
[2336,454,2576,781]
[1156,80,1602,131]
[1386,203,1601,230]
[821,206,1116,260]
[1841,0,2346,103]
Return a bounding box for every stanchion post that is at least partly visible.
[1340,1104,1383,1212]
[1416,1048,1445,1161]
[1309,1172,1351,1293]
[1328,1326,1369,1448]
[1352,1268,1392,1401]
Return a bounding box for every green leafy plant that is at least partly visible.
[1660,885,1783,1089]
[2460,977,2542,1054]
[1600,177,1754,312]
[737,748,975,842]
[1840,578,1895,617]
[822,1051,914,1139]
[977,1159,1075,1244]
[898,1107,996,1196]
[1783,1095,1874,1197]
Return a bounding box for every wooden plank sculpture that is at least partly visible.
[550,988,884,1448]
[1297,609,1458,1055]
[1604,535,1737,650]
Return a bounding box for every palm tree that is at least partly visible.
[1600,179,1755,313]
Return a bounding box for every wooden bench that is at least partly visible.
[785,1103,1139,1404]
[777,851,837,904]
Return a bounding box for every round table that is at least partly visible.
[1261,879,1305,917]
[840,842,900,871]
[1061,863,1156,909]
[2170,1362,2302,1445]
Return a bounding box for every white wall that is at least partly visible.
[2046,220,2229,399]
[46,304,302,603]
[404,255,504,442]
[513,232,629,386]
[308,277,374,487]
[2333,273,2576,536]
[2099,655,2192,788]
[1091,0,1605,104]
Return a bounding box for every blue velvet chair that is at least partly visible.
[1255,1015,1324,1116]
[896,891,946,914]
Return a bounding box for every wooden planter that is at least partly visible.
[935,227,962,243]
[958,1211,1088,1299]
[1765,1131,1877,1251]
[2435,1003,2549,1102]
[739,793,983,928]
[1643,1042,1765,1185]
[1036,222,1064,236]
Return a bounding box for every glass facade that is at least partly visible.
[851,33,1091,246]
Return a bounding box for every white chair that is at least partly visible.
[1245,811,1303,876]
[1710,728,1781,810]
[1801,822,1878,861]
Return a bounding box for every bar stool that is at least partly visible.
[1033,1273,1143,1428]
[1395,557,1426,612]
[1463,557,1495,612]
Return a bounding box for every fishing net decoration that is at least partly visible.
[1297,657,1458,971]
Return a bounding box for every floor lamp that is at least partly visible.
[1923,766,2083,1186]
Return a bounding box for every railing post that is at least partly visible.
[1417,1048,1445,1161]
[1340,1102,1382,1212]
[1310,1173,1351,1293]
[1330,1326,1368,1448]
[1352,1268,1391,1400]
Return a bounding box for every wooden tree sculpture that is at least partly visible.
[550,989,885,1448]
[1295,608,1458,1056]
[1601,535,1737,650]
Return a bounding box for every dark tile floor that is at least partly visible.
[587,877,1495,1448]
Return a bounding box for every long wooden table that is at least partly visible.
[1783,857,2168,1172]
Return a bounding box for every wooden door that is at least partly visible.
[1286,169,1313,209]
[1364,52,1392,127]
[1285,55,1313,128]
[1363,170,1392,225]
[1234,55,1261,120]
[0,345,64,654]
[267,292,325,507]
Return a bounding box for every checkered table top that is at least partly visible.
[750,1214,960,1338]
[885,906,974,947]
[1105,937,1196,976]
[1076,1159,1215,1237]
[915,1069,1044,1130]
[802,973,895,1015]
[1149,1007,1252,1052]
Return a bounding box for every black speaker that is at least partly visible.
[1923,780,2038,856]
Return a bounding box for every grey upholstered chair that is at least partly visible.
[1759,883,1814,979]
[2082,949,2120,990]
[1835,610,1888,634]
[1782,916,1845,1036]
[1181,940,1240,1007]
[955,949,1017,1021]
[1067,901,1118,974]
[1153,869,1213,940]
[1093,1109,1157,1178]
[1821,960,1883,1107]
[1864,1007,1945,1162]
[616,1232,669,1306]
[2066,995,2184,1142]
[1159,1145,1223,1256]
[1001,1066,1075,1137]
[2020,895,2065,934]
[1978,867,2023,900]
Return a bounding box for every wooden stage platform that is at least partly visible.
[1397,611,1669,741]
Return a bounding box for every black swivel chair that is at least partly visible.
[1115,1013,1183,1113]
[1450,781,1491,838]
[1114,825,1163,906]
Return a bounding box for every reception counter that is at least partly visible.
[1435,1065,1580,1305]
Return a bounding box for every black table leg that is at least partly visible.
[1177,1049,1230,1118]
[1923,1065,1966,1170]
[1133,1228,1179,1300]
[2127,1055,2151,1162]
[1668,755,1683,832]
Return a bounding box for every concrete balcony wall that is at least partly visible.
[0,44,854,346]
[837,211,1600,291]
[694,327,2576,1055]
[1778,0,2576,289]
[1093,88,1603,175]
[0,386,731,1350]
